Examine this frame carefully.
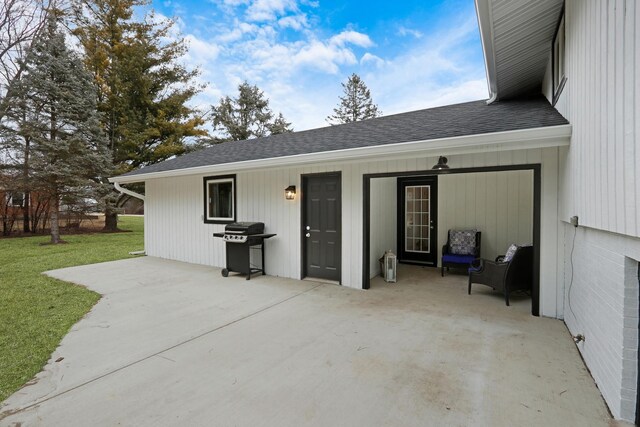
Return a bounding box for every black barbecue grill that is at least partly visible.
[213,222,276,280]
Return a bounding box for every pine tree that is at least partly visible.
[326,73,381,125]
[11,17,110,244]
[72,0,207,230]
[211,82,293,142]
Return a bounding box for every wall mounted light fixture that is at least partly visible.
[285,185,296,200]
[432,156,450,170]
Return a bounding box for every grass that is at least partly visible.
[0,216,144,402]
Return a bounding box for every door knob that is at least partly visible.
[306,226,310,230]
[306,233,311,237]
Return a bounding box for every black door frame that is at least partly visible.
[362,164,542,317]
[301,171,342,283]
[397,176,439,266]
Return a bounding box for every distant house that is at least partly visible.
[0,188,51,235]
[111,0,640,422]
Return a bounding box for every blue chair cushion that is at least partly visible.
[468,265,482,273]
[442,254,476,265]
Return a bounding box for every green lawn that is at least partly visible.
[0,216,144,402]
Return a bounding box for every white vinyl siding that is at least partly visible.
[437,170,534,264]
[144,146,563,318]
[369,177,397,278]
[541,0,640,421]
[544,0,639,238]
[368,170,534,279]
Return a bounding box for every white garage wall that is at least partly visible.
[144,146,561,317]
[437,170,534,263]
[369,177,397,278]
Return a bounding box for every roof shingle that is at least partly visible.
[121,96,567,177]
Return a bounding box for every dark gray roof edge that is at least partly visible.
[118,95,568,178]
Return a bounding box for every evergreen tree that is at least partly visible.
[72,0,207,230]
[326,73,381,125]
[211,82,293,142]
[11,17,110,244]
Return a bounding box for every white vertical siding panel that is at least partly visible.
[614,0,626,232]
[636,0,640,240]
[144,147,561,314]
[541,147,559,318]
[437,171,533,262]
[495,168,508,252]
[557,0,638,238]
[484,172,498,257]
[518,171,534,244]
[623,0,637,237]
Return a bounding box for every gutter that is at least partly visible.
[109,124,572,184]
[113,182,146,256]
[114,182,145,201]
[475,0,499,104]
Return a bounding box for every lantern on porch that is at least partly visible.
[383,250,397,283]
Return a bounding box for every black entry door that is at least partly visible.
[303,173,341,281]
[398,176,438,266]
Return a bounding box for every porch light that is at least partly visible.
[285,185,296,200]
[432,156,450,170]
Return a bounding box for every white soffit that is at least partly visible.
[476,0,564,101]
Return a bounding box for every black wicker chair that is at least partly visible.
[468,245,533,306]
[441,230,481,276]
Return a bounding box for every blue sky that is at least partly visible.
[151,0,488,131]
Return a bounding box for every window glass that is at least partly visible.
[553,14,565,95]
[205,177,235,222]
[9,192,24,207]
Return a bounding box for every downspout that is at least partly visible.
[114,181,145,201]
[475,0,499,105]
[113,182,146,255]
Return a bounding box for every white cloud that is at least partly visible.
[246,0,298,21]
[292,40,357,73]
[216,21,259,43]
[330,30,373,48]
[168,2,487,133]
[184,34,221,62]
[278,14,308,30]
[360,52,385,68]
[398,26,423,39]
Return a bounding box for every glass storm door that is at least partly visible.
[398,177,438,266]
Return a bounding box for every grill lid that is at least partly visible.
[224,222,265,235]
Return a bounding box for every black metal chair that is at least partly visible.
[441,230,481,276]
[468,245,533,306]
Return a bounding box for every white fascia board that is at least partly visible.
[475,0,498,103]
[109,124,572,184]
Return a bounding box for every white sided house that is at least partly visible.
[111,0,640,422]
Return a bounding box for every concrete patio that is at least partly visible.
[0,257,621,426]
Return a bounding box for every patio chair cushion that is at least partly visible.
[503,244,518,262]
[442,254,476,265]
[449,229,478,255]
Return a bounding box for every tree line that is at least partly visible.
[0,0,381,243]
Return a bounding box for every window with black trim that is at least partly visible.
[552,12,566,100]
[8,192,25,207]
[203,175,235,223]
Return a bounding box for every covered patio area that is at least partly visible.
[0,257,618,426]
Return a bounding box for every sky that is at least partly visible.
[150,0,489,131]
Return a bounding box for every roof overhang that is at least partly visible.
[110,124,571,184]
[475,0,564,101]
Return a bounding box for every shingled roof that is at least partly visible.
[121,95,567,178]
